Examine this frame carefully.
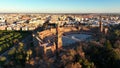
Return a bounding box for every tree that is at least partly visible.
[115,30,120,37]
[113,40,120,48]
[0,47,2,52]
[105,40,112,50]
[7,42,27,66]
[110,49,120,61]
[26,49,32,62]
[0,56,6,66]
[8,47,16,56]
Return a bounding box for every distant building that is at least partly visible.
[0,26,7,30]
[28,27,35,30]
[13,26,21,31]
[7,26,13,30]
[22,26,28,31]
[0,17,6,23]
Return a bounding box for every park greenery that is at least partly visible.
[0,30,30,54]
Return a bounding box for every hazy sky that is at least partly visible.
[0,0,120,13]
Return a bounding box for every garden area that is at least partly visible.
[0,30,31,54]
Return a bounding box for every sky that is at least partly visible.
[0,0,120,13]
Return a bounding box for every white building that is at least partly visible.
[0,17,6,23]
[22,26,28,31]
[7,27,13,30]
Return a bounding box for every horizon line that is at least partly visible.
[0,12,120,14]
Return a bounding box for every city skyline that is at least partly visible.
[0,0,120,13]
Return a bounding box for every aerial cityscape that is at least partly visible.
[0,0,120,68]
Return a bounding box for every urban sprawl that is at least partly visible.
[0,14,120,31]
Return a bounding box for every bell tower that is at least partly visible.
[55,24,62,60]
[99,16,103,32]
[56,24,62,49]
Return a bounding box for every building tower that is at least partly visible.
[55,24,62,59]
[99,16,103,32]
[56,24,62,49]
